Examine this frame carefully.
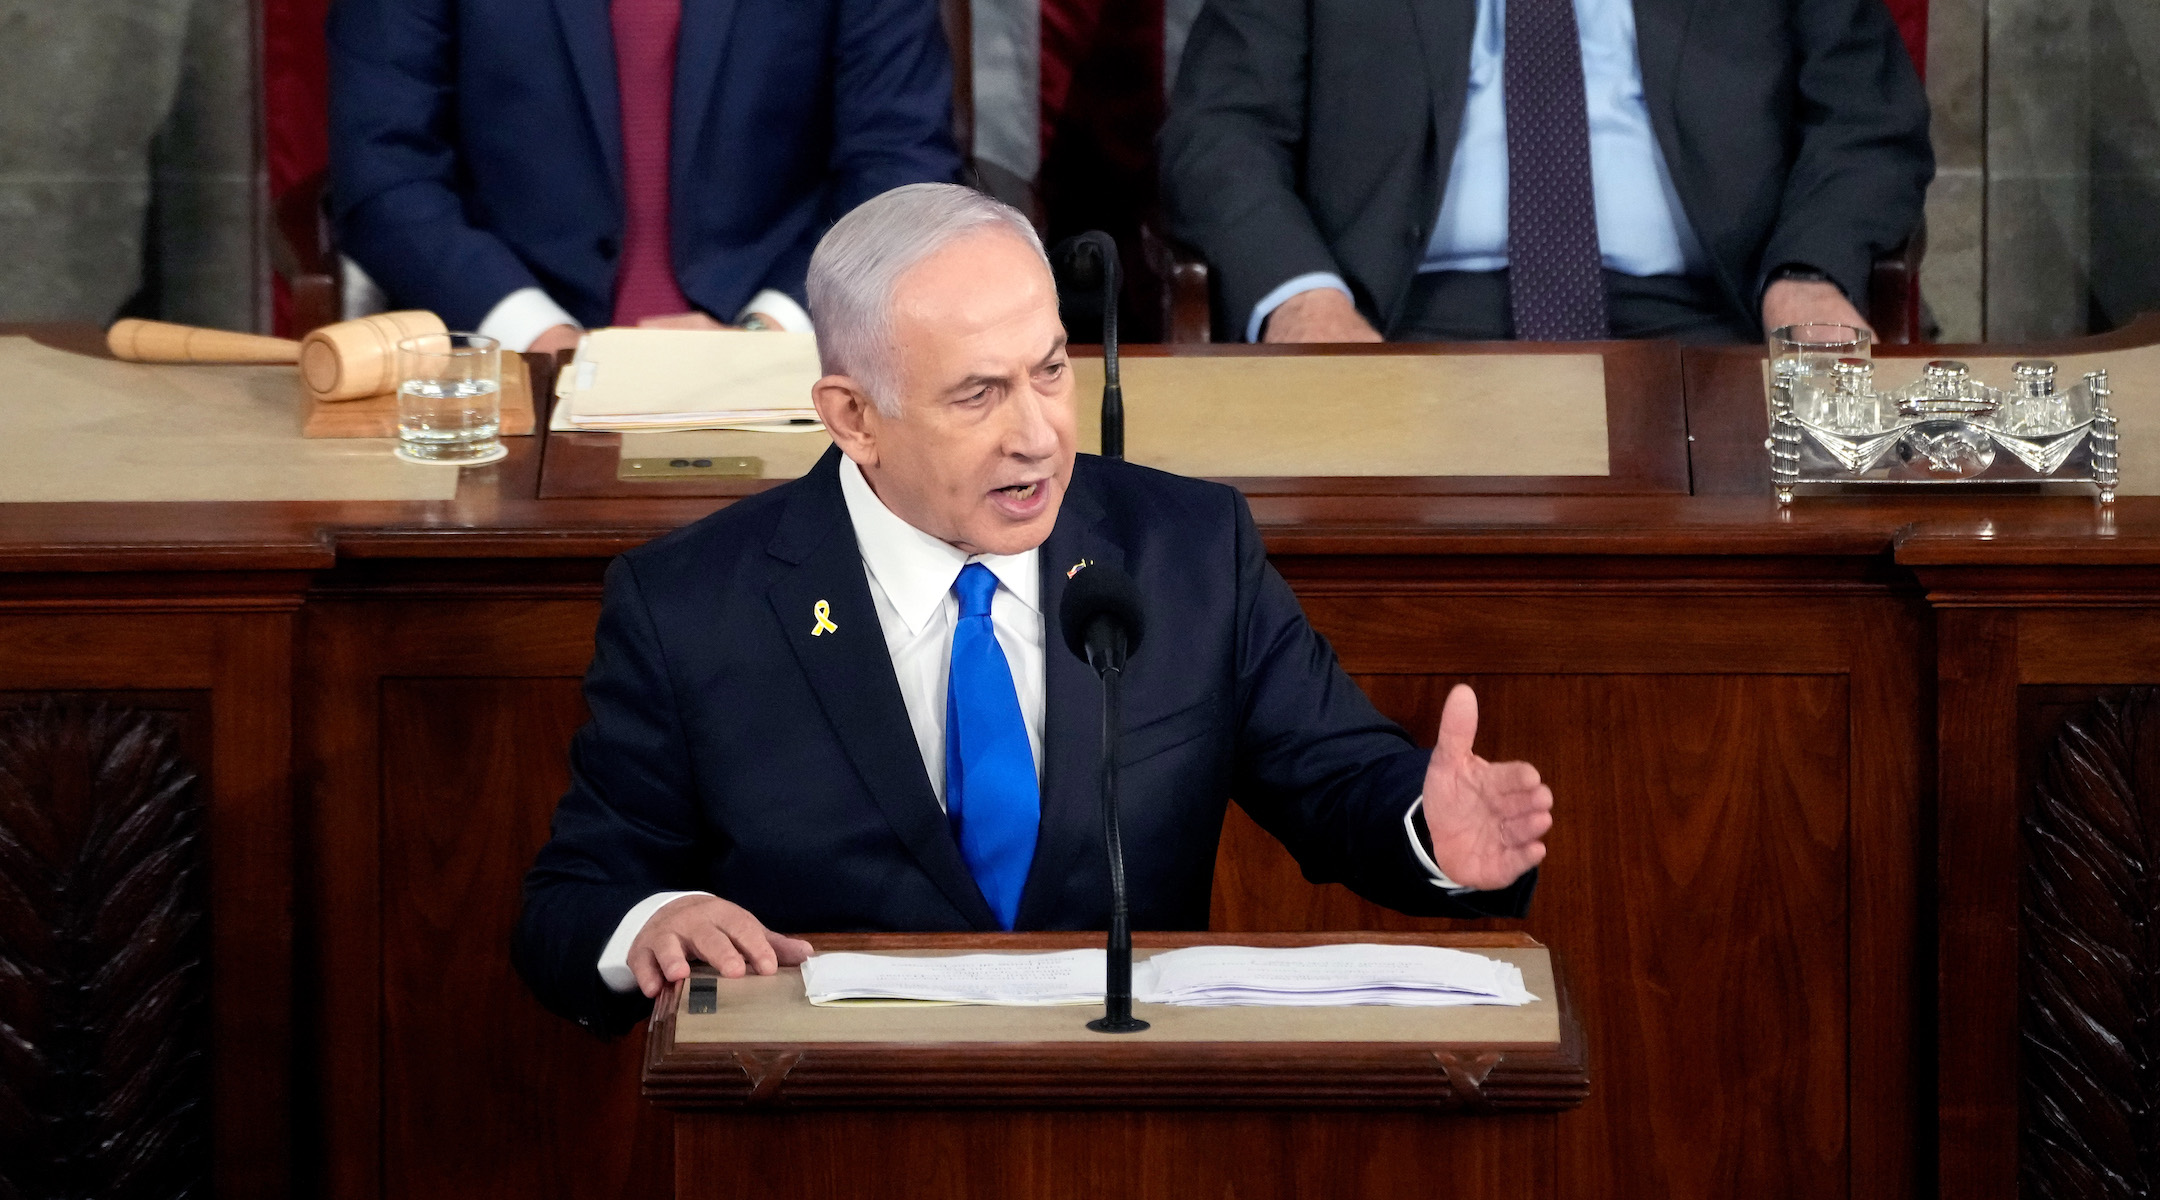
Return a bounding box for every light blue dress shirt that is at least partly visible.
[1247,0,1710,341]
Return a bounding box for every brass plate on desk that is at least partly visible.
[620,455,762,480]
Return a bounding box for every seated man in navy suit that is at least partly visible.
[327,0,962,355]
[514,184,1554,1034]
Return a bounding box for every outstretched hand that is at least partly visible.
[1419,685,1553,891]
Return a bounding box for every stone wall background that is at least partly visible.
[1925,0,2160,341]
[0,0,261,330]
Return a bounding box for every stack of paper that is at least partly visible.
[551,327,825,433]
[802,950,1104,1006]
[797,945,1536,1008]
[1139,944,1536,1007]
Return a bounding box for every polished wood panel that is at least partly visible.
[1216,671,1858,1200]
[379,678,670,1200]
[301,598,668,1200]
[674,1108,1552,1200]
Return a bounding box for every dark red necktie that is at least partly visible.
[610,0,692,325]
[1505,0,1609,340]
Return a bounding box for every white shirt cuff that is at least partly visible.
[738,289,813,333]
[597,889,715,993]
[1246,271,1354,343]
[1404,797,1476,894]
[477,286,581,353]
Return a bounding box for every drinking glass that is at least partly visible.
[1769,322,1871,383]
[395,332,505,465]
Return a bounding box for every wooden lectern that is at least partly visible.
[643,931,1587,1200]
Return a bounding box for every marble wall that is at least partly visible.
[0,0,261,329]
[1922,0,2160,341]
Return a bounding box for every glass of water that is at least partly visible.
[395,332,505,465]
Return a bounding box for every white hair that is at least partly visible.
[807,183,1048,417]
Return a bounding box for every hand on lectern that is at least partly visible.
[1418,685,1553,892]
[628,894,815,997]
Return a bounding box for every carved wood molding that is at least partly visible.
[2022,688,2160,1198]
[0,697,209,1200]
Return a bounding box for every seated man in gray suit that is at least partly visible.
[1160,0,1933,344]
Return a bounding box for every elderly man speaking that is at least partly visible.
[513,184,1554,1034]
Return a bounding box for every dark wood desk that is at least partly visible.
[2,320,2155,1200]
[643,931,1584,1200]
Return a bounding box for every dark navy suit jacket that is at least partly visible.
[326,0,963,331]
[515,449,1533,1033]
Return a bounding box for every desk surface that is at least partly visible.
[7,319,2160,573]
[642,932,1586,1112]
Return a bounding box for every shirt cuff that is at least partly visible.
[1246,272,1354,343]
[597,890,715,993]
[477,287,581,353]
[1404,797,1476,894]
[737,289,814,333]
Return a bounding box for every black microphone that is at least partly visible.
[1058,564,1149,1034]
[1049,231,1124,460]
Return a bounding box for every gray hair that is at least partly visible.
[807,183,1048,416]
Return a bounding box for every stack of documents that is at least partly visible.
[551,327,824,433]
[798,944,1536,1008]
[1140,944,1535,1007]
[802,950,1105,1006]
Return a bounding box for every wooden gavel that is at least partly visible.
[106,312,450,402]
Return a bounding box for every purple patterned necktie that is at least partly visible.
[1505,0,1609,340]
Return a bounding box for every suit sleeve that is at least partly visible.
[1223,491,1533,920]
[514,555,714,1036]
[759,0,962,304]
[1159,0,1349,337]
[328,0,550,330]
[1755,0,1933,311]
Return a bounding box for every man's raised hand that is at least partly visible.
[627,894,814,998]
[1418,685,1553,891]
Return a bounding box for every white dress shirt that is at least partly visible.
[596,457,1462,992]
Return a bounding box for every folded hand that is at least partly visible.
[628,894,814,997]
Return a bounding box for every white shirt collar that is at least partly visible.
[838,455,1040,636]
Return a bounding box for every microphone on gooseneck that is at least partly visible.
[1049,231,1124,460]
[1058,564,1149,1034]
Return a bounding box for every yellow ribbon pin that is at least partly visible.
[810,599,838,636]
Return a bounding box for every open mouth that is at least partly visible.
[996,482,1040,501]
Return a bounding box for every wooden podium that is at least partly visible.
[643,931,1587,1200]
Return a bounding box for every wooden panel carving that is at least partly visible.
[0,696,209,1200]
[2022,688,2160,1198]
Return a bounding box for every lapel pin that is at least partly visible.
[811,599,838,636]
[1066,558,1093,579]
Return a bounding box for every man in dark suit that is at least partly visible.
[514,184,1553,1035]
[1159,0,1933,344]
[327,0,962,355]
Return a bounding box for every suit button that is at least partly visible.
[597,237,619,260]
[1407,224,1428,247]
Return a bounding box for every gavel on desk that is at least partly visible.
[106,311,450,402]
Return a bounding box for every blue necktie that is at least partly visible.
[944,563,1040,929]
